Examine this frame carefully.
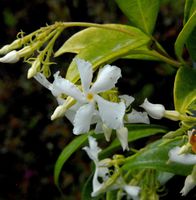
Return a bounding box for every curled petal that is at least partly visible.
[119,95,135,107]
[127,109,150,124]
[50,71,84,102]
[83,136,101,162]
[75,58,92,93]
[140,98,165,119]
[168,146,196,165]
[73,103,94,135]
[90,64,121,93]
[95,95,125,130]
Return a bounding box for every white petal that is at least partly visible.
[119,95,135,107]
[180,175,196,196]
[50,71,84,102]
[168,146,196,165]
[90,64,121,93]
[116,127,129,151]
[73,103,94,135]
[123,185,141,200]
[65,103,81,124]
[91,167,104,197]
[95,95,125,130]
[75,58,92,92]
[140,98,165,119]
[127,109,150,124]
[102,124,112,142]
[0,50,20,63]
[34,73,51,89]
[83,136,101,162]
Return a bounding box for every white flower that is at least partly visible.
[83,136,110,197]
[0,50,20,63]
[140,98,165,119]
[180,174,196,196]
[50,58,125,135]
[168,146,196,165]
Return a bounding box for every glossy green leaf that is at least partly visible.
[122,138,193,176]
[115,0,160,34]
[174,66,196,113]
[60,25,150,83]
[100,124,167,159]
[54,134,89,187]
[175,9,196,61]
[184,0,196,23]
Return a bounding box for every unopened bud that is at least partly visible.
[140,98,165,119]
[27,59,41,79]
[0,50,20,63]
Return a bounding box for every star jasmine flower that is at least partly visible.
[50,58,125,135]
[123,185,141,200]
[83,136,110,197]
[140,98,165,119]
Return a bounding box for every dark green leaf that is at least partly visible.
[175,9,196,61]
[54,134,89,187]
[122,138,193,176]
[115,0,160,34]
[100,124,167,159]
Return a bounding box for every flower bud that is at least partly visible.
[140,98,165,119]
[0,50,20,63]
[27,59,41,79]
[180,175,196,196]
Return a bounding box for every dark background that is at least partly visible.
[0,0,195,199]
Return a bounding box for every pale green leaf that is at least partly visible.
[174,66,196,113]
[115,0,160,34]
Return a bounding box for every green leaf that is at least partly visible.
[115,0,160,34]
[175,9,196,61]
[60,24,150,83]
[54,134,89,187]
[174,66,196,113]
[100,124,167,159]
[122,138,193,176]
[184,0,196,61]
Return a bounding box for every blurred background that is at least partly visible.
[0,0,195,199]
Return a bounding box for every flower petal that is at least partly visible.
[50,71,84,102]
[75,58,92,92]
[34,73,51,89]
[168,146,196,165]
[119,95,135,107]
[90,64,121,93]
[95,95,125,129]
[73,103,94,135]
[116,127,129,151]
[123,185,141,200]
[83,136,101,162]
[127,109,150,124]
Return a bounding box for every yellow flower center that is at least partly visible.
[86,93,94,101]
